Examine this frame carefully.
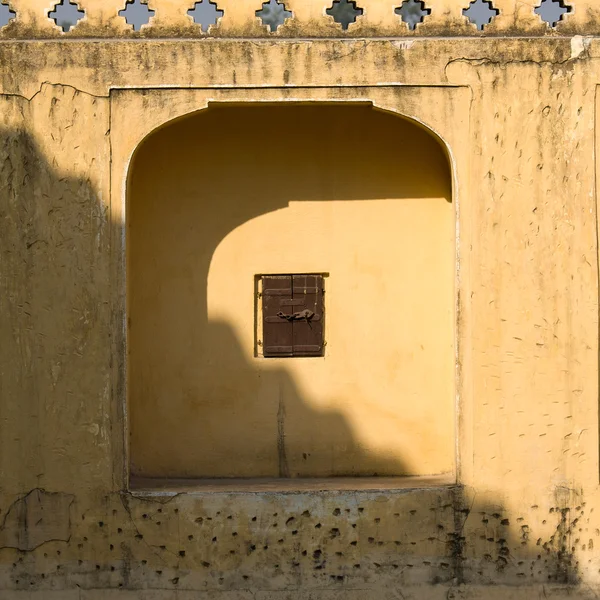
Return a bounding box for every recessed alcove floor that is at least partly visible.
[129,474,456,494]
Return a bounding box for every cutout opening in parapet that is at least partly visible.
[119,0,155,32]
[188,0,223,32]
[395,0,431,30]
[534,0,571,27]
[256,0,293,32]
[49,0,84,32]
[0,0,15,27]
[126,103,455,484]
[462,0,499,31]
[326,0,363,30]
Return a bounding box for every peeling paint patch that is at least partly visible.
[0,489,74,551]
[392,40,415,51]
[570,35,590,60]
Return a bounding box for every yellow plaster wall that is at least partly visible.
[128,104,454,478]
[1,19,600,600]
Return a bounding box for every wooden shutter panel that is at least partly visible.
[292,274,324,357]
[262,275,293,357]
[261,274,324,358]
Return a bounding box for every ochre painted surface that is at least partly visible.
[128,104,454,478]
[1,20,600,600]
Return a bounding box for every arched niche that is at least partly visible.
[127,103,455,481]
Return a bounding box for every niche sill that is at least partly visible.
[129,474,455,494]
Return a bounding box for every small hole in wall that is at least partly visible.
[534,0,571,26]
[49,0,84,32]
[0,1,15,27]
[255,0,293,32]
[395,0,430,30]
[326,0,363,30]
[187,0,223,32]
[462,0,499,30]
[119,0,155,31]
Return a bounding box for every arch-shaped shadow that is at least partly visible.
[127,103,455,480]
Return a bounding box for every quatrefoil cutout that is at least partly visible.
[0,1,15,27]
[49,0,84,32]
[534,0,571,27]
[395,0,431,30]
[326,0,364,30]
[188,0,223,32]
[119,0,155,32]
[256,0,292,33]
[463,0,499,31]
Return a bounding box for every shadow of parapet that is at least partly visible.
[129,317,411,479]
[0,120,112,495]
[454,485,584,588]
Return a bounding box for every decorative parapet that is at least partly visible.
[0,0,595,38]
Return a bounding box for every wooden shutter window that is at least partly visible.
[262,274,324,358]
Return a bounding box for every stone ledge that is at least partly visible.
[3,584,600,599]
[129,474,456,494]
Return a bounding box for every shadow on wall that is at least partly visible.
[127,104,455,480]
[0,123,584,590]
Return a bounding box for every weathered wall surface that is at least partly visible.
[2,0,600,598]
